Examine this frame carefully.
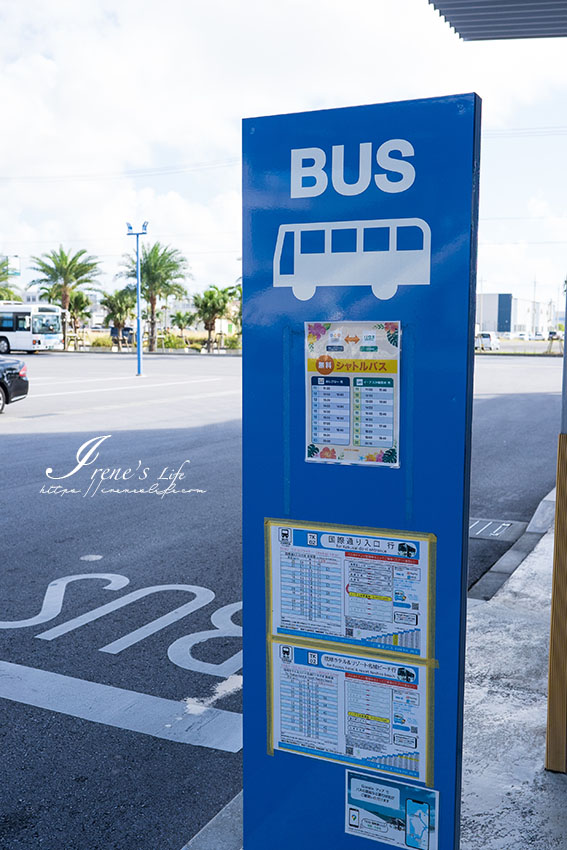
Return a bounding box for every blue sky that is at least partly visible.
[1,0,566,306]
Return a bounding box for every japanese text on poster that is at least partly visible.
[271,644,429,783]
[305,321,400,467]
[345,770,439,848]
[268,520,434,659]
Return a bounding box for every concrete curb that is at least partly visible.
[179,791,242,850]
[468,486,556,601]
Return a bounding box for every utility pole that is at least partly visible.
[126,221,148,377]
[547,273,567,772]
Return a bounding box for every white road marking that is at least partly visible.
[31,375,158,385]
[0,574,129,630]
[0,660,242,751]
[21,388,241,419]
[32,377,220,398]
[36,584,215,651]
[168,602,242,677]
[184,674,243,716]
[80,554,103,561]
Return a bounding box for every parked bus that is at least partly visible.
[0,302,64,353]
[273,217,431,301]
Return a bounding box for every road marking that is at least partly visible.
[0,660,242,751]
[168,601,242,677]
[20,388,241,419]
[32,377,220,398]
[469,517,527,542]
[184,674,243,716]
[36,583,215,651]
[80,554,103,561]
[0,573,129,630]
[31,375,160,385]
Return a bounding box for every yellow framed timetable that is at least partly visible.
[265,518,436,661]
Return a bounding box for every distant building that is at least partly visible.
[24,287,47,304]
[476,293,557,335]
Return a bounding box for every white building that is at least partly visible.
[476,293,557,336]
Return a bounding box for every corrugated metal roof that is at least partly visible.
[428,0,567,40]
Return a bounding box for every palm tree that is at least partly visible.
[227,280,242,335]
[0,259,22,301]
[29,246,101,348]
[120,242,189,352]
[171,310,195,343]
[193,285,233,352]
[101,288,136,352]
[68,291,91,350]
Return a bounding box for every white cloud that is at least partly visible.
[1,0,566,300]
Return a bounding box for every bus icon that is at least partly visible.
[273,218,431,301]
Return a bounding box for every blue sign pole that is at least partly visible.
[127,221,148,376]
[243,94,481,850]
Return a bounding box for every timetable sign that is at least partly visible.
[306,321,400,467]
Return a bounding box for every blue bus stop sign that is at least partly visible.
[243,93,481,850]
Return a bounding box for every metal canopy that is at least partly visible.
[428,1,567,40]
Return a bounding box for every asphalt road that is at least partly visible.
[0,350,562,848]
[469,354,561,584]
[0,353,242,850]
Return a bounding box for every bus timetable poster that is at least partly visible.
[305,321,400,467]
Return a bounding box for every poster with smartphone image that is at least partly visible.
[345,769,438,848]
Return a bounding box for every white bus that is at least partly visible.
[273,217,431,301]
[0,302,64,354]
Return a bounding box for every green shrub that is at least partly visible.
[188,343,202,352]
[186,335,207,346]
[162,332,185,349]
[224,335,242,350]
[91,336,113,348]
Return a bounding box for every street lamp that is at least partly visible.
[126,221,148,376]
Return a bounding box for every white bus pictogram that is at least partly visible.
[273,217,431,300]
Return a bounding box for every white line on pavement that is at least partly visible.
[31,388,242,419]
[30,375,157,385]
[32,377,220,398]
[0,660,242,751]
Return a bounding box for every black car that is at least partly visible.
[0,356,29,413]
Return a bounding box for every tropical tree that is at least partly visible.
[0,259,22,300]
[68,291,91,349]
[29,246,101,347]
[171,310,195,343]
[227,280,242,334]
[193,285,233,352]
[120,242,189,352]
[101,288,136,352]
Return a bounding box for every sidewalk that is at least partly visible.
[461,526,567,848]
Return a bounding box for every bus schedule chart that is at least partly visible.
[305,321,400,467]
[271,645,430,784]
[267,520,435,659]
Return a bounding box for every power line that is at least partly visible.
[0,157,240,184]
[483,126,567,139]
[1,124,566,184]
